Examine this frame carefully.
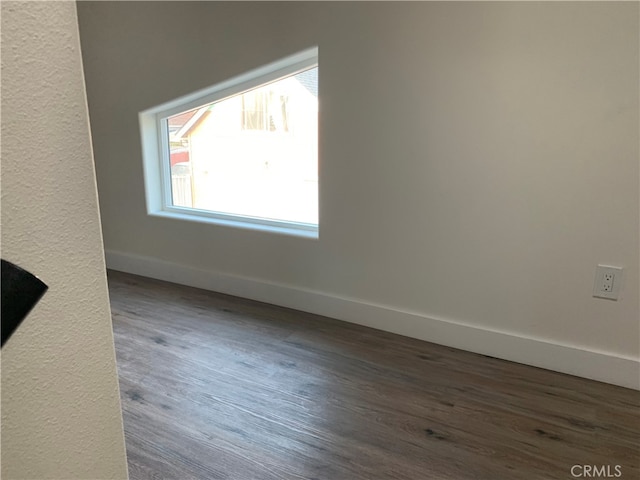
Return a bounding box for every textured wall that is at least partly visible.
[1,2,129,478]
[78,3,638,372]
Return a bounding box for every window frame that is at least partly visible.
[139,47,319,239]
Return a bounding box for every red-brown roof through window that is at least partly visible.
[168,110,198,129]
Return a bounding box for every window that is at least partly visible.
[139,47,318,238]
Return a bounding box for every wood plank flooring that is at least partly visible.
[108,271,639,480]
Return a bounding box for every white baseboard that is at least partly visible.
[105,250,639,390]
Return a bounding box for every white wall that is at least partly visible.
[1,2,129,478]
[77,2,639,388]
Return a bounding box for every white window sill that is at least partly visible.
[149,209,319,239]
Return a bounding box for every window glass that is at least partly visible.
[166,67,318,225]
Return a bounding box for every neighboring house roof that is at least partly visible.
[168,110,198,129]
[174,106,210,139]
[295,68,318,98]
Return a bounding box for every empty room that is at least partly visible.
[2,1,638,479]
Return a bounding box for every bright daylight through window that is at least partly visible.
[139,48,318,237]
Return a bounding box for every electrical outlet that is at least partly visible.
[593,265,623,300]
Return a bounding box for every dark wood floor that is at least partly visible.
[108,271,639,480]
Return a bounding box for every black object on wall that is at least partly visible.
[1,259,48,347]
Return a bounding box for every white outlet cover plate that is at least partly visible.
[593,265,623,300]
